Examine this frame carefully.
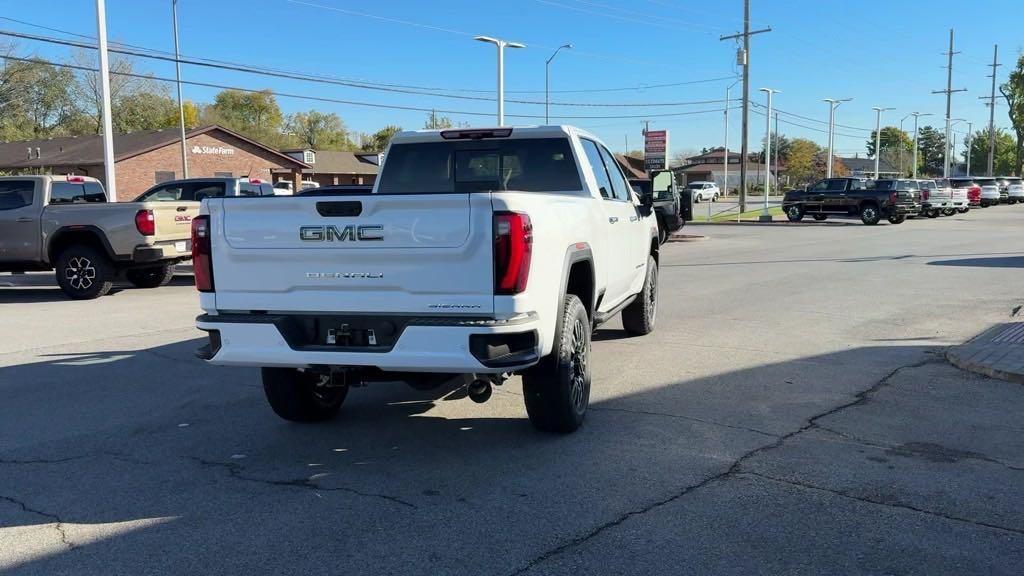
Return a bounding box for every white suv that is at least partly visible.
[687,181,720,203]
[193,126,661,433]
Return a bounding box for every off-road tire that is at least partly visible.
[926,209,940,218]
[55,245,114,300]
[860,203,881,225]
[522,294,590,433]
[957,207,970,214]
[262,368,348,422]
[941,208,956,216]
[126,263,175,288]
[812,214,828,221]
[622,256,658,336]
[888,214,906,224]
[785,205,804,222]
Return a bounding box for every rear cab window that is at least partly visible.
[49,181,106,204]
[377,138,583,195]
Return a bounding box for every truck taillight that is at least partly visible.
[135,209,155,236]
[493,212,532,295]
[889,192,898,203]
[922,190,929,201]
[191,215,214,292]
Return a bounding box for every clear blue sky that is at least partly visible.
[1,0,1021,158]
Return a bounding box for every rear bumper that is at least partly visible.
[133,241,192,264]
[196,312,541,373]
[888,202,920,216]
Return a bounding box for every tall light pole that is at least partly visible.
[545,44,571,125]
[172,0,188,178]
[899,113,913,176]
[823,98,851,178]
[951,119,970,176]
[475,36,525,126]
[759,88,779,222]
[95,0,116,201]
[965,121,973,177]
[723,78,740,195]
[872,107,894,179]
[909,112,932,178]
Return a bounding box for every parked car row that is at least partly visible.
[782,176,1023,226]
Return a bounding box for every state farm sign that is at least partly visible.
[191,145,235,156]
[644,129,669,172]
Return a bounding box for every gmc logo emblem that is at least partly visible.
[175,215,193,223]
[299,225,384,242]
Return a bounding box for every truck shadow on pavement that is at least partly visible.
[927,256,1024,268]
[1,336,1023,575]
[0,274,195,303]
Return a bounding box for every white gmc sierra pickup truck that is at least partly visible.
[194,126,660,433]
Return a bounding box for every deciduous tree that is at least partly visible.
[785,138,820,184]
[1000,53,1024,174]
[286,110,353,150]
[362,125,402,152]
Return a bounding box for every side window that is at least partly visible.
[138,184,185,202]
[809,180,829,192]
[192,184,225,202]
[598,145,631,202]
[825,179,846,192]
[580,139,614,200]
[0,180,35,210]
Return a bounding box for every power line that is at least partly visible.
[0,54,736,121]
[0,28,741,109]
[535,0,721,34]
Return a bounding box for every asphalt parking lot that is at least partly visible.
[2,208,1023,574]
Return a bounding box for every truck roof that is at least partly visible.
[0,174,101,183]
[388,125,599,145]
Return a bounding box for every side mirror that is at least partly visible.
[640,191,654,209]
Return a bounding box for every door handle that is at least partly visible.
[16,217,33,223]
[608,217,619,224]
[176,206,188,212]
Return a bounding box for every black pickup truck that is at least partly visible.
[782,177,922,225]
[630,169,690,243]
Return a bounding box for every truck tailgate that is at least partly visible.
[144,201,201,242]
[207,194,495,314]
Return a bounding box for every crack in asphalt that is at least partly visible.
[0,455,86,465]
[0,495,74,550]
[590,405,779,438]
[744,471,1024,536]
[507,356,944,575]
[188,457,418,509]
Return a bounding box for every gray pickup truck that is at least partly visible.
[0,175,199,299]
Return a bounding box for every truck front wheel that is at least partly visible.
[55,245,114,300]
[522,294,590,433]
[860,204,881,225]
[622,256,658,336]
[126,263,175,288]
[262,368,348,422]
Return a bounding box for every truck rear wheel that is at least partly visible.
[55,245,114,300]
[522,294,590,433]
[887,214,906,224]
[785,205,804,222]
[941,208,956,216]
[622,256,658,336]
[126,263,175,288]
[262,368,348,422]
[860,204,881,225]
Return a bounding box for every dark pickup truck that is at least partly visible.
[630,169,690,243]
[782,177,921,225]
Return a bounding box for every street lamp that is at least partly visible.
[545,43,571,124]
[823,98,852,178]
[872,107,895,179]
[907,112,932,178]
[951,119,971,176]
[475,36,526,126]
[172,0,188,178]
[759,88,780,222]
[723,78,740,196]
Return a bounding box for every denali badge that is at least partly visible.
[300,225,383,242]
[307,272,384,279]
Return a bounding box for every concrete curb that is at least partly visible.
[946,347,1024,385]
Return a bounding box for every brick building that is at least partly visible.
[274,148,380,187]
[0,125,308,199]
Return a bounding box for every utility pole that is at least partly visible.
[982,45,1000,176]
[932,29,966,178]
[720,0,771,213]
[823,98,851,178]
[872,107,894,179]
[95,0,117,201]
